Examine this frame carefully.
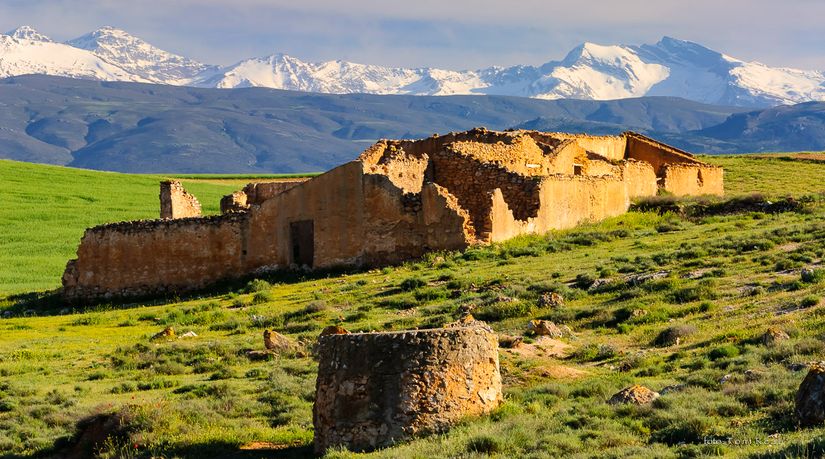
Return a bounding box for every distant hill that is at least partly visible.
[0,76,823,173]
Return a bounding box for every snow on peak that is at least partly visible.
[6,25,52,42]
[1,26,823,108]
[67,26,213,84]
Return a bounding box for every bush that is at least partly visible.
[474,300,532,322]
[801,268,825,284]
[251,291,274,304]
[801,295,820,308]
[653,324,697,347]
[399,277,426,291]
[244,279,272,293]
[709,345,740,360]
[466,436,502,454]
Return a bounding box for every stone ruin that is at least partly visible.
[159,180,201,219]
[313,324,502,453]
[61,128,724,302]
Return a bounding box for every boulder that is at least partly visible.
[537,292,564,308]
[795,363,825,426]
[527,320,565,338]
[762,327,790,346]
[263,329,294,352]
[150,326,175,341]
[319,325,350,337]
[608,385,660,405]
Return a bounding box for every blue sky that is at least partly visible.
[1,0,823,70]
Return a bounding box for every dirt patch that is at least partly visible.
[503,336,572,359]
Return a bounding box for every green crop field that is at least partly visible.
[0,160,315,294]
[3,155,825,457]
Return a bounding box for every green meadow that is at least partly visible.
[3,155,825,457]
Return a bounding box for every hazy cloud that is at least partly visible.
[0,0,823,70]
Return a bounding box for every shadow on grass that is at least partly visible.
[0,264,375,318]
[161,441,316,459]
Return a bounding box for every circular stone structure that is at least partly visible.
[313,325,502,453]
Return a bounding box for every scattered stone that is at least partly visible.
[527,320,565,338]
[498,334,524,349]
[795,362,825,426]
[319,325,350,337]
[59,308,71,315]
[220,190,250,214]
[2,311,12,318]
[625,271,669,286]
[659,384,686,395]
[762,327,790,346]
[608,385,660,405]
[719,374,734,384]
[745,369,765,381]
[61,409,133,459]
[313,326,502,453]
[150,326,175,341]
[456,303,476,317]
[587,278,615,293]
[537,292,564,308]
[178,331,198,339]
[263,329,294,352]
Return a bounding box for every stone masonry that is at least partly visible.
[159,180,201,219]
[62,129,724,302]
[313,325,502,453]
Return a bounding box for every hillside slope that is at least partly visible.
[4,158,825,457]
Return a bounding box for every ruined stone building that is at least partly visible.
[62,128,723,301]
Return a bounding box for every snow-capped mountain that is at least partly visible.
[0,26,148,82]
[0,26,823,107]
[67,26,216,85]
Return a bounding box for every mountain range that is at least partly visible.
[1,25,824,108]
[2,75,824,173]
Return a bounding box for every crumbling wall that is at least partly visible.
[662,164,725,196]
[159,181,201,219]
[220,191,249,214]
[243,179,309,205]
[531,132,627,161]
[62,214,248,301]
[621,160,658,198]
[625,133,701,174]
[544,140,586,175]
[313,326,502,453]
[488,175,631,242]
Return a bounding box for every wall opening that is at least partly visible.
[289,220,314,267]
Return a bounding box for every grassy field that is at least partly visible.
[3,156,825,457]
[0,160,313,294]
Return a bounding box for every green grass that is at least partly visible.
[0,160,274,294]
[4,156,825,457]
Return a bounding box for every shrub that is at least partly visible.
[244,279,272,293]
[474,300,532,322]
[251,291,274,304]
[466,436,502,454]
[399,277,426,291]
[709,345,740,360]
[801,295,820,308]
[653,324,697,347]
[572,343,617,362]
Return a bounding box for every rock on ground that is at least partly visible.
[796,363,825,426]
[608,385,660,405]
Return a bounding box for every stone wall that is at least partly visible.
[62,128,724,302]
[313,326,502,453]
[159,181,201,219]
[62,214,249,301]
[662,163,725,196]
[242,179,309,205]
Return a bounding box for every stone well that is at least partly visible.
[313,325,502,453]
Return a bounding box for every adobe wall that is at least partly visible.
[531,132,627,161]
[488,175,631,243]
[621,160,659,198]
[313,326,502,453]
[62,214,248,301]
[159,181,201,219]
[245,161,472,270]
[242,179,309,205]
[662,164,725,196]
[625,134,701,174]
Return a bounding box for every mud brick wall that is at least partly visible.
[313,326,502,453]
[159,180,201,219]
[430,146,542,237]
[662,163,725,196]
[242,179,309,205]
[62,214,249,301]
